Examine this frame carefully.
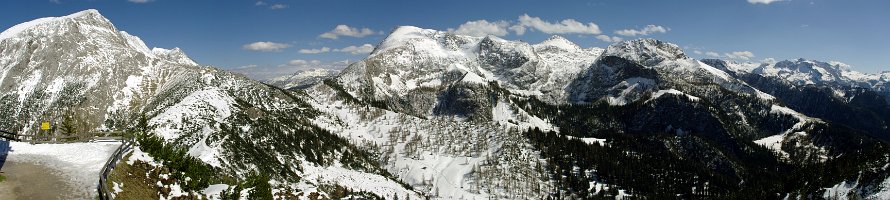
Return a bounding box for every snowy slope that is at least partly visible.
[5,10,889,199]
[0,9,200,135]
[310,25,808,198]
[0,9,415,199]
[265,68,340,89]
[337,26,603,106]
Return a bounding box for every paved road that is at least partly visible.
[0,161,84,199]
[0,140,118,199]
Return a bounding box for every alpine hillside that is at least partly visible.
[2,9,890,200]
[0,10,418,199]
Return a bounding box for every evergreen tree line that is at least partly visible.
[523,127,890,199]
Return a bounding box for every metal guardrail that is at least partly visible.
[18,132,125,144]
[0,130,20,141]
[97,139,133,200]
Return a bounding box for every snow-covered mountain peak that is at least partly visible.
[373,25,465,57]
[0,9,198,67]
[753,59,848,84]
[0,9,113,41]
[701,58,764,74]
[534,35,581,51]
[67,8,102,17]
[603,38,687,66]
[266,68,341,89]
[151,47,199,66]
[478,35,538,61]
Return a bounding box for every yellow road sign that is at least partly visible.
[41,122,50,130]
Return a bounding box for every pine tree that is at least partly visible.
[248,174,273,200]
[60,112,77,138]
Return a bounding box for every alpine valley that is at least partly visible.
[2,10,890,199]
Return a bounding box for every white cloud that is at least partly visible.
[693,50,703,55]
[724,51,755,60]
[334,44,375,55]
[595,35,623,43]
[255,1,266,6]
[513,14,601,35]
[319,25,377,39]
[128,0,153,3]
[448,20,511,37]
[288,59,322,66]
[288,60,308,66]
[269,4,288,9]
[235,64,258,70]
[697,50,754,60]
[509,24,527,35]
[242,41,291,52]
[748,0,785,4]
[333,60,353,65]
[298,47,331,54]
[614,25,669,37]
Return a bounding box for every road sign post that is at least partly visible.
[41,122,51,140]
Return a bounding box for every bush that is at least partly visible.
[136,133,217,191]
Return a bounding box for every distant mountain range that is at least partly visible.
[2,10,890,199]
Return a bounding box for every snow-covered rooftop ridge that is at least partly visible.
[0,9,107,40]
[602,38,687,65]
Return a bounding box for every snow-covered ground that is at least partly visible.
[0,141,122,199]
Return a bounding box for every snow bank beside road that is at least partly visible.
[1,141,121,198]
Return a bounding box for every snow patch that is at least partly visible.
[648,89,700,102]
[202,184,231,200]
[605,77,655,106]
[696,60,731,81]
[0,9,103,40]
[296,163,421,199]
[108,75,143,113]
[2,141,122,198]
[567,136,608,146]
[149,88,236,141]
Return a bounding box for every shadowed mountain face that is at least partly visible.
[3,10,890,199]
[703,59,890,142]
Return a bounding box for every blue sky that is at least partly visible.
[1,0,888,79]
